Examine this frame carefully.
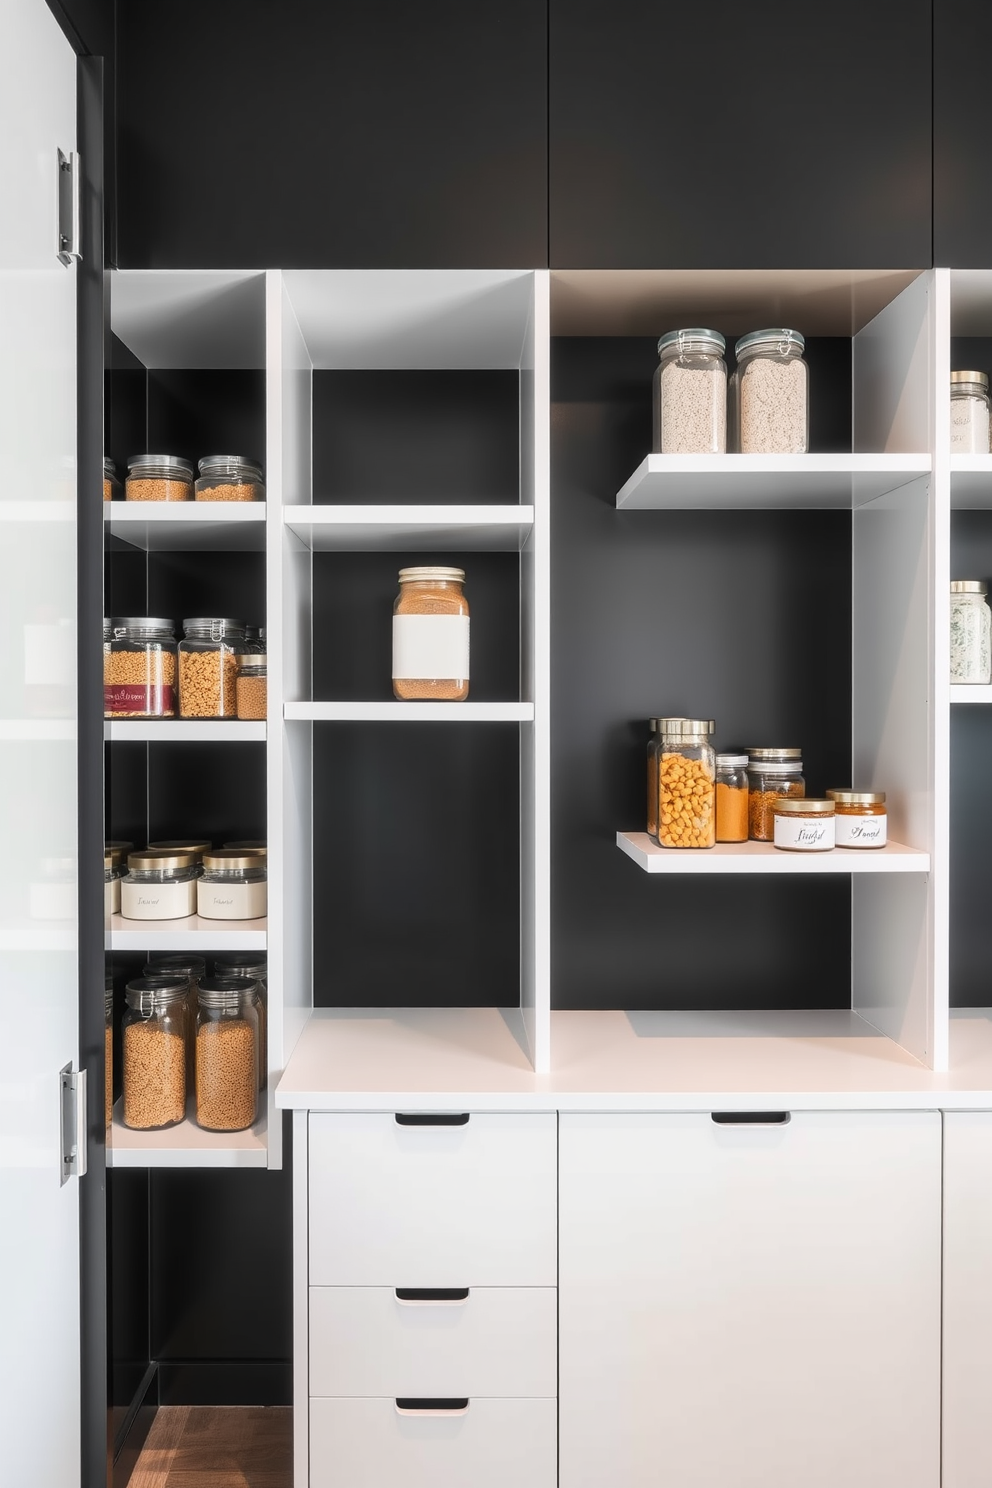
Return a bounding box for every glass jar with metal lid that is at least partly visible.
[747,748,805,841]
[825,790,887,848]
[715,753,749,843]
[195,455,265,503]
[393,567,470,701]
[950,581,992,683]
[125,454,193,502]
[195,978,259,1132]
[211,956,267,1092]
[122,976,189,1129]
[655,718,716,848]
[772,797,835,852]
[104,457,121,502]
[951,371,991,454]
[105,976,114,1127]
[197,849,267,920]
[236,656,267,720]
[653,329,727,454]
[120,849,198,921]
[144,953,206,1075]
[105,848,125,916]
[735,329,808,453]
[178,619,245,718]
[104,619,178,719]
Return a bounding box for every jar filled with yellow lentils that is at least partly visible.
[178,618,245,718]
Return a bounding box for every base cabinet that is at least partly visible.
[558,1110,942,1488]
[942,1111,992,1488]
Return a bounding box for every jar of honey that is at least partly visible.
[826,790,887,848]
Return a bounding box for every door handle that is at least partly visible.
[711,1111,790,1125]
[395,1112,469,1127]
[60,1065,87,1183]
[57,149,81,266]
[395,1399,469,1416]
[395,1288,470,1305]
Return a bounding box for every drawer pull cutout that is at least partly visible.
[395,1287,470,1304]
[711,1111,791,1125]
[395,1399,470,1416]
[395,1112,470,1126]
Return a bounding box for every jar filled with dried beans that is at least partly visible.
[747,748,805,841]
[195,455,265,503]
[178,618,245,717]
[735,329,808,454]
[653,329,727,454]
[392,567,470,701]
[105,619,178,718]
[122,976,189,1130]
[105,976,114,1127]
[126,454,193,502]
[236,656,267,719]
[655,717,716,848]
[195,978,259,1132]
[104,457,121,502]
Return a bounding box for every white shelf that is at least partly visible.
[107,1100,267,1168]
[105,502,267,551]
[284,504,534,551]
[950,684,992,703]
[105,720,266,742]
[617,831,930,874]
[106,913,267,951]
[286,701,534,722]
[950,456,992,508]
[615,453,931,510]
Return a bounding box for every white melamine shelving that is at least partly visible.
[107,1102,267,1169]
[105,502,267,551]
[615,453,931,511]
[105,720,266,742]
[617,831,930,874]
[950,455,992,509]
[106,913,267,952]
[285,701,534,723]
[284,504,534,551]
[950,685,992,703]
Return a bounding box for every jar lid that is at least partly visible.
[951,370,989,387]
[127,454,194,478]
[826,789,886,804]
[657,717,715,735]
[213,954,267,978]
[951,580,987,594]
[103,457,116,476]
[112,617,176,633]
[747,747,802,760]
[143,953,207,977]
[773,797,834,815]
[197,976,254,1008]
[735,328,805,357]
[106,839,134,855]
[104,850,117,870]
[127,848,198,870]
[197,454,263,478]
[716,753,749,767]
[181,618,247,634]
[747,760,803,774]
[223,841,267,857]
[202,849,266,871]
[147,839,211,858]
[398,566,466,583]
[657,328,725,357]
[105,982,114,1011]
[125,975,189,1008]
[238,656,267,673]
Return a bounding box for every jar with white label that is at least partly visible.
[950,371,991,454]
[392,567,470,701]
[950,581,992,683]
[825,790,887,848]
[772,797,835,852]
[197,850,267,920]
[120,849,198,920]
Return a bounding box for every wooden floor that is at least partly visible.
[129,1406,293,1488]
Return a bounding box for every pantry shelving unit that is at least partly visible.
[105,913,267,953]
[104,721,266,741]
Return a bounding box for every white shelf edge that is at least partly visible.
[285,701,534,722]
[284,503,534,525]
[283,504,535,552]
[105,720,267,742]
[107,1101,267,1168]
[106,913,267,951]
[104,502,266,522]
[617,831,931,874]
[950,685,992,704]
[616,452,933,510]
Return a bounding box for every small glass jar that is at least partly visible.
[747,749,805,841]
[105,848,125,916]
[825,790,887,848]
[735,329,808,454]
[950,371,991,454]
[236,656,267,720]
[655,717,716,848]
[104,457,121,503]
[122,976,189,1130]
[950,581,991,684]
[195,455,265,503]
[715,753,749,843]
[652,329,727,454]
[120,849,198,920]
[195,978,259,1132]
[773,797,835,852]
[393,567,470,701]
[197,850,267,920]
[179,619,245,718]
[125,454,193,502]
[104,619,178,719]
[105,976,115,1127]
[646,717,661,841]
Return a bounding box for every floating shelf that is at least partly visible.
[950,455,992,508]
[106,913,267,952]
[105,720,266,742]
[107,1100,267,1168]
[950,684,992,703]
[286,701,534,722]
[284,504,534,551]
[615,453,931,511]
[617,831,931,874]
[104,502,267,551]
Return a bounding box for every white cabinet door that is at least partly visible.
[559,1111,941,1488]
[942,1110,992,1488]
[0,3,79,1486]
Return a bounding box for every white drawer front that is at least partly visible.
[308,1112,557,1286]
[310,1396,557,1488]
[309,1286,557,1397]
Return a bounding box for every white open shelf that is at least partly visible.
[617,832,931,875]
[286,701,534,722]
[107,1100,268,1169]
[106,913,267,952]
[105,720,266,742]
[950,684,992,704]
[283,504,534,551]
[950,456,992,508]
[105,502,267,551]
[616,454,932,511]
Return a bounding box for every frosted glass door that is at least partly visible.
[0,2,80,1485]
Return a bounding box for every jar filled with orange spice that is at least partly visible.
[392,566,470,701]
[715,753,749,842]
[747,748,805,841]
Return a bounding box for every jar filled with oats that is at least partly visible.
[735,329,809,453]
[655,718,716,848]
[178,618,245,717]
[195,455,265,503]
[652,329,727,453]
[104,619,178,718]
[126,454,193,502]
[122,976,189,1130]
[747,748,805,841]
[393,567,470,701]
[195,978,259,1132]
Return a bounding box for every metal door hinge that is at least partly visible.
[60,1064,87,1183]
[57,149,81,266]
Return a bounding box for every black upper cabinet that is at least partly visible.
[116,0,548,269]
[934,0,992,266]
[549,0,933,269]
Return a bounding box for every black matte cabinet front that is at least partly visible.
[549,0,932,269]
[934,0,992,266]
[116,0,547,268]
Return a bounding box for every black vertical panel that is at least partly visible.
[935,1,992,266]
[116,0,548,269]
[550,0,933,269]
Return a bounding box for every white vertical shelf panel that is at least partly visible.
[942,1110,992,1488]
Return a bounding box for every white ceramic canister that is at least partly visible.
[772,797,835,852]
[120,849,198,920]
[196,850,267,920]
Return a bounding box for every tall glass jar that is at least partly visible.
[735,329,808,453]
[655,718,716,848]
[122,976,188,1130]
[950,581,992,683]
[392,567,470,701]
[950,371,991,454]
[104,457,121,502]
[105,976,114,1127]
[195,978,259,1132]
[652,329,727,454]
[120,849,198,920]
[646,717,661,841]
[195,455,265,502]
[747,749,805,841]
[715,753,749,842]
[178,619,245,717]
[104,619,178,719]
[126,454,193,502]
[197,850,267,920]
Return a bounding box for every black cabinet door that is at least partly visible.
[550,0,932,269]
[116,0,547,268]
[934,0,992,266]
